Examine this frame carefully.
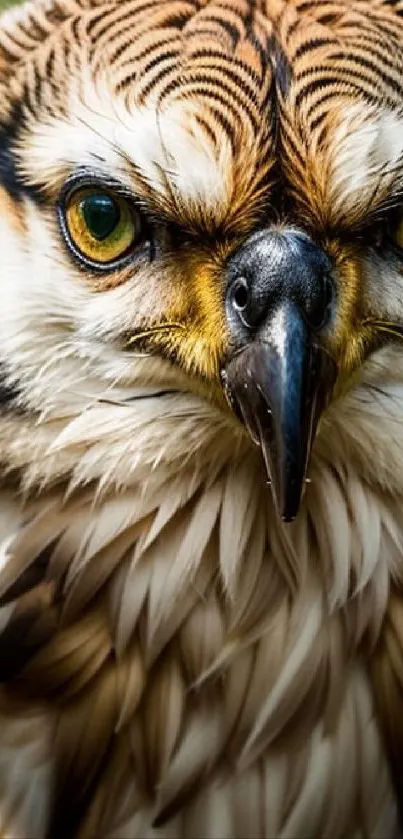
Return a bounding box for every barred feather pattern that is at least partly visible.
[1,0,403,837]
[3,0,403,231]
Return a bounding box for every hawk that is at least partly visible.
[0,0,402,836]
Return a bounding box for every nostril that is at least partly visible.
[231,277,250,312]
[226,230,335,340]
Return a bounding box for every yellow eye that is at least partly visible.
[64,187,142,265]
[391,215,403,250]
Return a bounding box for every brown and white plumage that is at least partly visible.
[0,0,403,836]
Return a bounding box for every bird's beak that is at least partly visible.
[221,229,338,522]
[222,302,337,521]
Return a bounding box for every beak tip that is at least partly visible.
[275,487,303,525]
[281,513,297,524]
[261,437,306,524]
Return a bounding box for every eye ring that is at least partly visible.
[58,178,149,272]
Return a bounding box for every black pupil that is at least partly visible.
[82,193,120,241]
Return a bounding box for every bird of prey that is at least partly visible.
[0,0,403,836]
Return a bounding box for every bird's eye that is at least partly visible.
[63,187,143,266]
[390,214,403,251]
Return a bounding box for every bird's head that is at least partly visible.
[1,0,403,520]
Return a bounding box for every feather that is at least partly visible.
[1,0,403,835]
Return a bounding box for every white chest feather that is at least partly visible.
[0,361,402,837]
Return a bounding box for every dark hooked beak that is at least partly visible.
[221,229,338,522]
